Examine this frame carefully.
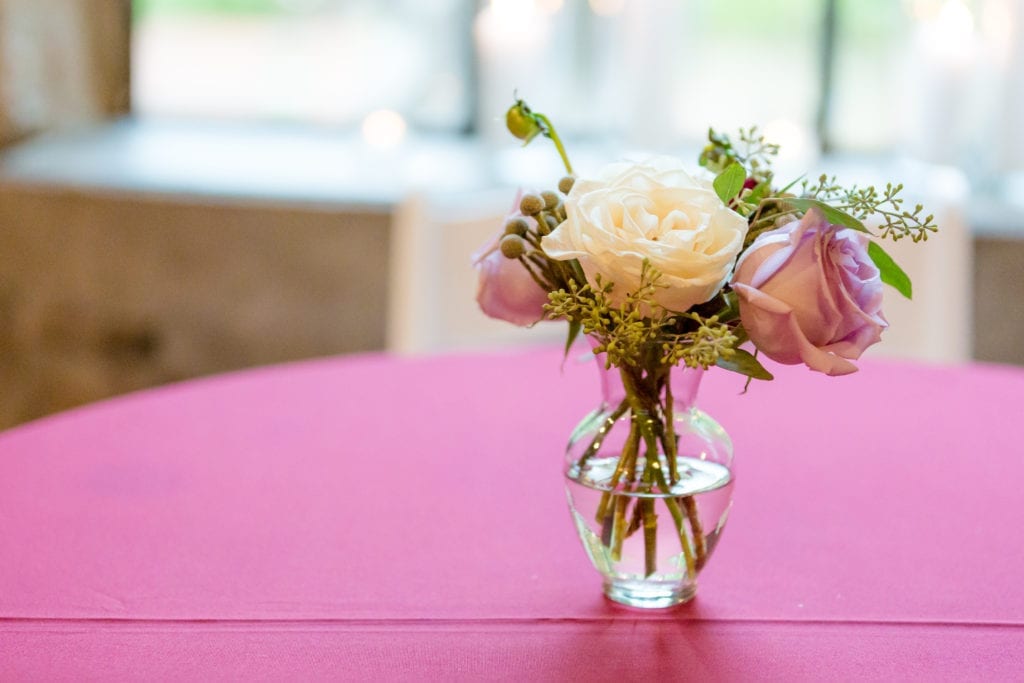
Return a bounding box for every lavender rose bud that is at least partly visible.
[731,209,887,376]
[472,201,549,327]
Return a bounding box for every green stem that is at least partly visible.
[521,229,544,251]
[682,496,707,571]
[653,466,696,581]
[516,256,551,291]
[569,259,588,288]
[620,366,668,576]
[653,378,707,572]
[556,259,580,291]
[611,412,643,560]
[612,493,630,562]
[535,113,573,175]
[577,399,629,470]
[641,497,657,578]
[594,414,639,524]
[638,419,660,578]
[663,378,679,483]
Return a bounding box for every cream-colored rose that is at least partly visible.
[542,157,748,312]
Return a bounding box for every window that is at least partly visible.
[132,0,475,132]
[132,0,1019,176]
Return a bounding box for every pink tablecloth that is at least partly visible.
[1,347,1022,680]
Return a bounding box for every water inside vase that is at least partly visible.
[565,456,733,582]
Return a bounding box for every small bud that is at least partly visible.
[506,101,542,144]
[558,176,575,194]
[520,193,544,216]
[504,217,529,237]
[500,234,526,259]
[541,191,560,211]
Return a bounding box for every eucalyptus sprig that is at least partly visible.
[545,260,771,380]
[801,175,937,243]
[545,268,660,370]
[700,127,779,185]
[660,314,738,369]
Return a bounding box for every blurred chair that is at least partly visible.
[869,164,972,363]
[387,190,563,354]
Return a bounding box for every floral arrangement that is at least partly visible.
[474,98,935,586]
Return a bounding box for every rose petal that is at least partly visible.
[732,209,887,375]
[542,156,747,312]
[734,283,859,375]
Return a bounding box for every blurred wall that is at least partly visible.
[0,185,389,429]
[974,237,1024,365]
[0,0,130,146]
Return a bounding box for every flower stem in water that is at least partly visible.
[595,414,639,524]
[683,496,707,570]
[642,498,657,577]
[578,399,629,471]
[653,466,696,580]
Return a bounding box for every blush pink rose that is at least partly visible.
[472,201,549,327]
[731,209,887,376]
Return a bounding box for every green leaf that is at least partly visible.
[563,319,582,360]
[730,322,749,347]
[783,198,869,234]
[868,241,913,300]
[715,348,773,381]
[713,163,746,204]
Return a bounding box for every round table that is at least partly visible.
[1,347,1022,679]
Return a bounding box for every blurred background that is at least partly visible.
[0,0,1021,429]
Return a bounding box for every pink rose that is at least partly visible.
[731,209,887,376]
[472,203,549,327]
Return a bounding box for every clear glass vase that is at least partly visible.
[564,352,735,608]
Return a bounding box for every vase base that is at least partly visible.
[603,578,696,609]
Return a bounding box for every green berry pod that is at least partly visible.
[541,191,560,211]
[499,234,526,259]
[506,101,542,144]
[519,194,544,216]
[504,217,530,237]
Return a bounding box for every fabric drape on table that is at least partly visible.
[0,0,129,147]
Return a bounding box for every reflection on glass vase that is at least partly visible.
[564,351,734,609]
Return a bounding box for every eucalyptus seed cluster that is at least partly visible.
[546,261,741,371]
[662,314,738,369]
[496,176,579,293]
[801,175,937,243]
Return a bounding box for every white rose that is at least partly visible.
[542,157,748,312]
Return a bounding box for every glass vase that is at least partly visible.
[564,352,734,608]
